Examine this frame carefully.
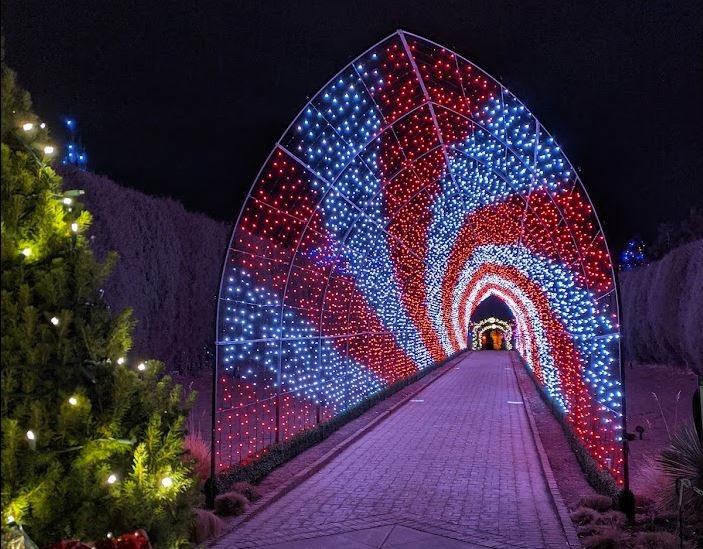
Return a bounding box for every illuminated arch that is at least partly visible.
[471,317,513,350]
[215,31,624,486]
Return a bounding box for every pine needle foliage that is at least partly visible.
[1,48,199,546]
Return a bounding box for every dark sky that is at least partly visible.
[3,1,702,251]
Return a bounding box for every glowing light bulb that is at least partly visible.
[21,248,31,257]
[117,357,126,365]
[137,362,147,371]
[71,223,79,233]
[107,474,118,484]
[63,197,73,205]
[161,476,173,488]
[50,317,60,326]
[26,430,35,441]
[43,146,55,155]
[68,396,78,406]
[22,122,34,131]
[39,122,46,129]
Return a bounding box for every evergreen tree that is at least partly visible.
[1,46,199,546]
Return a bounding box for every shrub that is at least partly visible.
[634,494,655,515]
[571,506,599,525]
[230,481,261,502]
[594,510,627,528]
[579,494,614,512]
[633,531,692,549]
[214,491,248,516]
[192,508,225,544]
[583,528,623,549]
[183,428,211,485]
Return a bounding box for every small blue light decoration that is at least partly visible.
[61,117,88,169]
[619,237,647,270]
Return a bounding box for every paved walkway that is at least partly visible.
[213,351,578,548]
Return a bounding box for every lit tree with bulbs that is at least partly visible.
[1,46,198,546]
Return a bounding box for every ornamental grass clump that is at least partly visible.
[183,428,211,486]
[655,424,703,525]
[230,481,262,502]
[593,510,627,529]
[582,527,623,549]
[214,491,249,516]
[192,508,225,544]
[632,531,692,549]
[570,506,599,526]
[579,494,614,512]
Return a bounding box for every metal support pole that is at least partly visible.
[613,271,635,522]
[275,391,281,444]
[205,347,218,509]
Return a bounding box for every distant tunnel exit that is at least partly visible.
[469,294,515,350]
[472,318,513,350]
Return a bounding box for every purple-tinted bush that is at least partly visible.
[619,239,703,373]
[61,167,230,373]
[214,491,248,516]
[192,508,225,543]
[229,481,262,502]
[579,494,614,512]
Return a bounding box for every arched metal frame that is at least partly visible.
[214,31,625,487]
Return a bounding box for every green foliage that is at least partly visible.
[1,55,199,545]
[1,38,31,141]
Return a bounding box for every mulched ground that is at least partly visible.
[623,362,698,496]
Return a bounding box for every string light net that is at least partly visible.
[215,31,624,484]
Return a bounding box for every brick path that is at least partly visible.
[212,351,579,548]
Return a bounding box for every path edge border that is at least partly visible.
[509,352,582,548]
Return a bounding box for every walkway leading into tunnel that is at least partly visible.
[213,351,578,548]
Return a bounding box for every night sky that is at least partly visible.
[3,1,702,251]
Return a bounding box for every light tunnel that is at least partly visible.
[215,31,624,484]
